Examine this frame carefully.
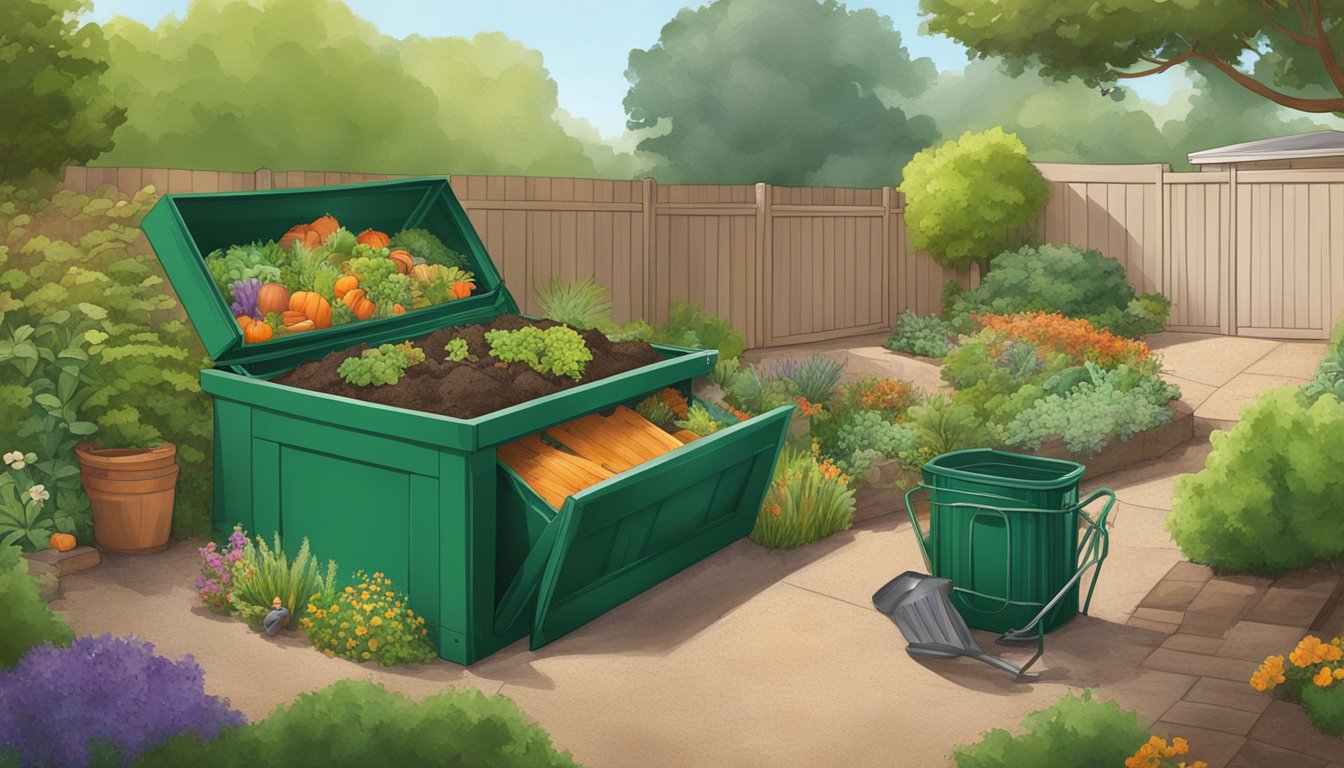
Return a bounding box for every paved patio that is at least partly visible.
[47,330,1334,767]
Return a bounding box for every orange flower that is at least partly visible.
[726,405,751,422]
[794,396,823,416]
[659,388,690,420]
[1315,667,1335,687]
[974,311,1152,367]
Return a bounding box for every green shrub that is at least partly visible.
[1303,320,1344,403]
[226,534,337,630]
[709,356,740,389]
[673,403,723,437]
[900,394,1000,468]
[952,691,1151,768]
[900,127,1050,274]
[647,301,745,360]
[725,365,796,415]
[760,355,844,404]
[1004,363,1179,455]
[750,446,855,550]
[535,277,613,330]
[813,410,918,478]
[885,311,956,357]
[1167,388,1344,574]
[486,326,593,380]
[136,679,580,768]
[0,543,73,668]
[950,244,1170,337]
[301,571,435,666]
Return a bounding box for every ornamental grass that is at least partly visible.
[749,443,854,550]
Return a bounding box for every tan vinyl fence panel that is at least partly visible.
[63,162,1344,344]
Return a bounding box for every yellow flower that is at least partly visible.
[1334,668,1344,681]
[1169,736,1188,755]
[344,586,354,594]
[362,651,371,659]
[340,621,349,629]
[346,639,356,650]
[360,591,369,600]
[355,626,368,636]
[367,638,379,652]
[371,616,383,627]
[384,610,396,619]
[1316,668,1335,687]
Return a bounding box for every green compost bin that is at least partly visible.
[141,177,792,664]
[918,449,1088,635]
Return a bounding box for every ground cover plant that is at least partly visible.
[302,570,435,666]
[0,183,213,538]
[1251,634,1344,739]
[0,543,72,669]
[885,309,957,357]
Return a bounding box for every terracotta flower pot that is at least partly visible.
[76,442,178,555]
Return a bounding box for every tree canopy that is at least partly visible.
[919,0,1344,114]
[624,0,939,186]
[97,0,610,176]
[0,0,125,181]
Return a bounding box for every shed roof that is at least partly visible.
[1187,130,1344,165]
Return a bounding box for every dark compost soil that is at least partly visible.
[272,314,663,419]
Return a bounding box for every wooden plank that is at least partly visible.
[1035,162,1166,184]
[1271,184,1284,329]
[1333,186,1344,329]
[461,200,641,213]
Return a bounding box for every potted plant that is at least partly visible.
[75,441,178,554]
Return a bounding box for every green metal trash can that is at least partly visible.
[141,177,792,665]
[906,448,1113,635]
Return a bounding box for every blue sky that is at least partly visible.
[87,0,1179,138]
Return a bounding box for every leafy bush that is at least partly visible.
[760,355,844,404]
[226,532,338,630]
[0,543,72,668]
[813,410,918,478]
[1167,388,1344,574]
[337,343,417,386]
[901,394,1000,468]
[0,635,243,768]
[486,326,593,380]
[647,301,746,360]
[885,311,956,357]
[950,245,1170,337]
[0,185,214,539]
[674,403,724,437]
[709,356,740,388]
[750,444,855,550]
[1252,634,1344,738]
[725,365,797,415]
[535,277,613,330]
[138,679,580,768]
[302,570,435,666]
[1004,363,1179,455]
[952,691,1151,768]
[900,127,1050,273]
[634,394,676,427]
[1303,322,1344,404]
[831,377,916,422]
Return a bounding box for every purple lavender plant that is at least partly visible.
[0,635,244,767]
[230,278,261,319]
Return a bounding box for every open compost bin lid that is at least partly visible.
[140,177,519,377]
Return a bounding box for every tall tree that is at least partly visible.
[624,0,939,186]
[98,0,604,176]
[919,0,1344,114]
[0,0,125,181]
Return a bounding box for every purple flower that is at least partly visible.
[0,635,244,767]
[230,279,261,320]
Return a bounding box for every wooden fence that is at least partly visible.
[62,161,1344,345]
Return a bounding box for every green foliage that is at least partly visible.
[886,311,956,358]
[0,543,73,668]
[535,277,613,330]
[813,410,919,478]
[952,690,1151,768]
[1295,678,1344,739]
[709,357,740,389]
[900,128,1050,271]
[1304,320,1344,404]
[646,302,746,360]
[901,394,1000,467]
[625,0,937,185]
[345,253,411,315]
[1167,388,1344,575]
[674,403,723,437]
[99,0,613,178]
[760,355,844,405]
[137,679,581,768]
[389,228,466,271]
[1004,363,1178,455]
[337,344,416,387]
[0,0,125,181]
[952,244,1170,336]
[634,394,676,428]
[725,366,797,415]
[831,377,917,423]
[485,326,593,381]
[750,445,856,550]
[301,571,435,667]
[203,243,282,296]
[226,533,337,630]
[443,338,473,363]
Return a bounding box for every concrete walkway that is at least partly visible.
[46,330,1332,767]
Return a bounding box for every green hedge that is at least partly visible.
[952,691,1151,768]
[0,544,72,668]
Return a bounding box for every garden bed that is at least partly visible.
[273,314,661,419]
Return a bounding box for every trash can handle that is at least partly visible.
[904,486,933,572]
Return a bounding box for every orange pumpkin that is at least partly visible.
[244,320,273,343]
[256,283,290,316]
[281,310,308,326]
[49,533,76,552]
[278,225,309,252]
[285,319,315,333]
[342,288,366,309]
[356,228,390,249]
[387,249,413,275]
[391,304,406,316]
[333,275,359,299]
[450,281,474,299]
[351,298,376,320]
[288,291,332,329]
[309,214,339,240]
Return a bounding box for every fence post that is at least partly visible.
[254,168,273,191]
[882,185,894,329]
[1224,165,1237,335]
[641,178,656,324]
[756,181,771,348]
